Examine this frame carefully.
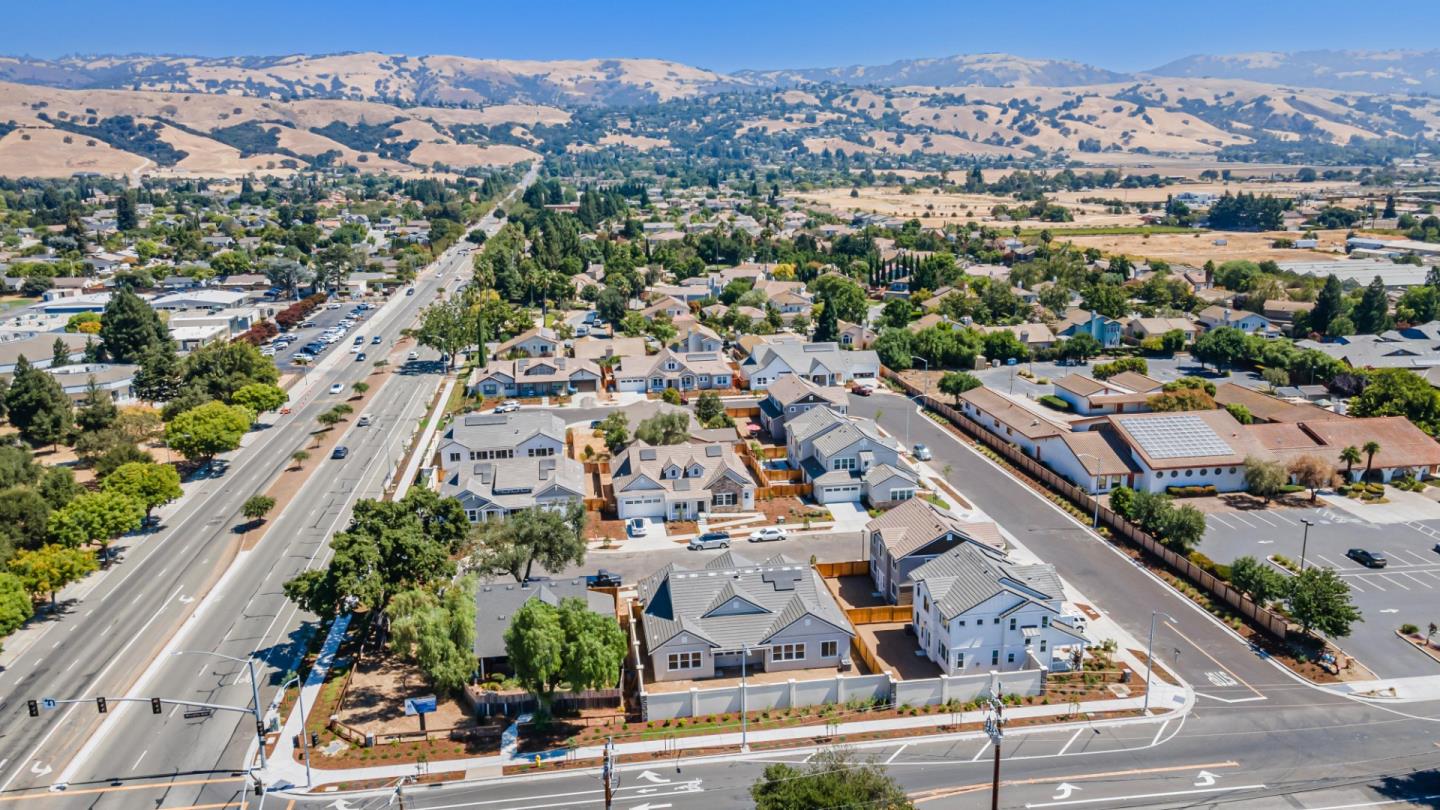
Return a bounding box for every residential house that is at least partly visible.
[474,580,614,675]
[1262,300,1314,333]
[614,350,734,393]
[1055,309,1123,348]
[669,324,724,354]
[740,342,880,390]
[643,296,691,322]
[572,336,646,363]
[757,375,849,441]
[1051,373,1162,416]
[910,544,1087,675]
[956,387,1068,458]
[443,455,585,523]
[838,320,876,349]
[467,357,602,398]
[784,407,914,506]
[610,441,757,521]
[867,498,1007,605]
[1123,317,1200,342]
[494,327,561,359]
[637,552,854,683]
[977,322,1055,351]
[1198,306,1276,336]
[1296,323,1440,371]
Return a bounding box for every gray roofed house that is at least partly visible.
[910,544,1087,676]
[784,407,913,507]
[467,356,602,398]
[0,332,91,373]
[636,552,855,682]
[740,341,880,391]
[1296,324,1440,371]
[442,455,585,522]
[757,375,849,441]
[473,579,615,664]
[610,440,757,522]
[867,498,1007,604]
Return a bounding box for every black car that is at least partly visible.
[586,570,622,588]
[1346,548,1387,568]
[331,446,350,460]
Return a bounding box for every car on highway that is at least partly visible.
[913,443,932,461]
[1347,548,1388,568]
[406,287,416,296]
[328,383,345,395]
[627,518,649,538]
[371,335,383,344]
[331,446,350,460]
[688,531,731,551]
[748,526,788,543]
[356,352,366,361]
[357,414,372,427]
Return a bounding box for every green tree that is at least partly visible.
[416,299,473,369]
[1244,456,1288,503]
[170,341,279,417]
[1224,402,1254,424]
[47,490,144,557]
[388,576,477,694]
[937,371,981,403]
[1348,368,1440,435]
[599,412,629,451]
[468,503,587,583]
[1229,555,1287,606]
[752,748,913,810]
[1081,283,1128,320]
[1157,504,1206,553]
[811,301,840,343]
[0,445,41,490]
[99,287,168,363]
[1059,332,1102,363]
[165,401,254,463]
[558,596,626,693]
[1288,566,1362,638]
[1362,440,1381,480]
[1192,327,1248,370]
[230,383,288,416]
[115,191,139,231]
[5,356,73,449]
[1338,445,1362,481]
[351,381,369,397]
[101,461,181,519]
[1309,274,1344,337]
[133,341,182,403]
[75,378,119,433]
[291,450,310,470]
[878,299,914,330]
[242,494,276,527]
[8,543,98,604]
[695,391,725,426]
[872,328,914,370]
[504,597,565,715]
[811,275,868,324]
[51,337,71,369]
[0,571,34,636]
[1353,276,1392,335]
[1093,357,1147,380]
[0,487,52,558]
[636,411,690,445]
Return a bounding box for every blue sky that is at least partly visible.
[5,0,1437,73]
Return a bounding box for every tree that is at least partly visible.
[229,383,288,416]
[1362,440,1381,481]
[504,597,565,715]
[1288,455,1335,502]
[0,571,34,636]
[8,544,97,605]
[872,328,914,370]
[636,412,690,445]
[291,450,310,470]
[0,445,41,490]
[102,462,181,519]
[695,391,725,426]
[133,341,182,403]
[0,487,52,558]
[46,490,144,557]
[1353,276,1392,335]
[115,191,139,231]
[416,299,471,369]
[811,275,867,324]
[1261,367,1290,391]
[1224,403,1254,425]
[1059,333,1102,363]
[165,401,254,463]
[1156,504,1206,554]
[1230,555,1287,606]
[75,379,119,433]
[1147,388,1216,412]
[752,748,913,810]
[1243,456,1287,503]
[1093,357,1147,380]
[1339,445,1362,481]
[1348,368,1440,435]
[1288,566,1362,638]
[1192,327,1248,370]
[5,356,73,449]
[595,287,626,326]
[388,576,477,694]
[878,299,914,330]
[599,412,629,452]
[171,341,279,415]
[811,301,840,343]
[99,287,168,363]
[242,494,276,527]
[351,382,369,397]
[557,596,626,693]
[469,503,587,583]
[937,371,981,403]
[51,337,71,369]
[1310,275,1344,337]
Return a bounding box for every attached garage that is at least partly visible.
[618,494,666,519]
[817,483,863,504]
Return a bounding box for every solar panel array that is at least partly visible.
[1117,415,1233,459]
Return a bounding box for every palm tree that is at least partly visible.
[1339,445,1362,482]
[1362,441,1381,481]
[291,450,310,470]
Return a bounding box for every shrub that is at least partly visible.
[1401,623,1420,635]
[1166,484,1217,498]
[1038,394,1071,411]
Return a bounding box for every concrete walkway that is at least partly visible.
[393,375,456,499]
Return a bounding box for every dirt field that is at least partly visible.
[407,141,540,168]
[0,126,149,178]
[1053,228,1353,266]
[336,653,478,735]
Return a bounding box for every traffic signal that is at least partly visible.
[150,697,162,714]
[26,700,37,718]
[96,697,107,714]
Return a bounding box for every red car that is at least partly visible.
[851,383,872,396]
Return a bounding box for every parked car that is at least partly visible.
[689,532,731,551]
[331,446,350,460]
[494,400,520,414]
[627,518,649,538]
[328,383,345,395]
[585,570,623,588]
[851,383,872,396]
[748,527,788,543]
[407,351,420,361]
[1347,548,1387,568]
[913,443,932,461]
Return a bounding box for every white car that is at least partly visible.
[328,383,345,395]
[357,414,372,427]
[326,303,341,310]
[913,444,932,461]
[494,400,520,414]
[748,527,788,543]
[627,518,649,538]
[407,351,420,361]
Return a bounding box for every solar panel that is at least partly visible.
[1118,415,1233,460]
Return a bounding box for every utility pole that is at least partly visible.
[984,696,1004,810]
[603,735,615,810]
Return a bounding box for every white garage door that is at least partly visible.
[819,484,862,504]
[619,495,666,519]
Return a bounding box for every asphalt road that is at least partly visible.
[0,165,539,807]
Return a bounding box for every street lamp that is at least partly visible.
[1299,519,1314,570]
[740,645,751,753]
[1142,611,1176,716]
[173,650,267,769]
[280,675,314,787]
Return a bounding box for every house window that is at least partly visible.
[1041,616,1049,627]
[992,650,999,665]
[832,457,857,471]
[889,488,915,501]
[771,643,805,662]
[1009,618,1017,630]
[714,492,737,507]
[821,640,838,658]
[938,643,948,663]
[994,618,1000,624]
[1040,640,1048,652]
[466,509,478,522]
[1008,652,1016,663]
[449,452,461,462]
[667,652,702,671]
[957,619,965,627]
[528,447,555,457]
[922,595,930,612]
[956,652,964,668]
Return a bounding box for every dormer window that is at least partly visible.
[664,465,680,479]
[688,465,704,478]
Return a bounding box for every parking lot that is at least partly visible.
[272,300,387,374]
[1200,505,1440,677]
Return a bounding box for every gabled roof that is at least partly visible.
[611,441,756,496]
[444,410,566,451]
[764,375,848,409]
[473,579,613,659]
[866,498,1001,559]
[911,544,1065,621]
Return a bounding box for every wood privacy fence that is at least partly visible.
[850,636,884,676]
[881,367,1291,640]
[817,560,869,577]
[847,606,911,624]
[758,483,812,498]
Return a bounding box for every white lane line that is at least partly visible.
[1024,784,1267,808]
[64,660,77,673]
[1208,514,1234,530]
[1348,579,1366,593]
[1057,727,1085,756]
[1317,555,1347,569]
[1249,513,1276,527]
[885,744,908,765]
[1227,513,1256,528]
[971,740,991,762]
[1381,574,1411,590]
[1149,719,1170,747]
[1362,576,1387,592]
[1269,512,1297,526]
[1400,572,1434,588]
[131,750,146,771]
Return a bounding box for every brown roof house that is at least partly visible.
[866,498,1007,605]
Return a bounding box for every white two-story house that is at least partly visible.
[437,411,583,522]
[785,407,916,506]
[910,544,1088,674]
[613,349,734,393]
[610,441,757,521]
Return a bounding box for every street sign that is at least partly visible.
[403,695,437,716]
[40,698,57,711]
[183,708,214,719]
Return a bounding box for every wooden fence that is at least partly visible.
[466,687,622,718]
[881,367,1292,640]
[817,560,870,578]
[851,635,884,676]
[758,483,812,499]
[847,605,911,625]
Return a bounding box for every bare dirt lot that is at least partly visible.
[336,653,477,736]
[1053,228,1353,266]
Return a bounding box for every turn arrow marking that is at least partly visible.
[1052,782,1080,799]
[637,770,671,784]
[28,761,50,776]
[1194,770,1219,787]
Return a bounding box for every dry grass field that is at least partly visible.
[1052,229,1352,266]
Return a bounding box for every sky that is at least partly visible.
[5,0,1438,73]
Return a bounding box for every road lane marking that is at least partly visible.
[0,776,245,802]
[1317,555,1346,569]
[910,761,1241,804]
[1023,783,1267,807]
[1208,514,1234,530]
[1164,621,1264,700]
[1248,513,1276,527]
[1400,572,1433,588]
[1269,512,1297,526]
[1057,728,1084,755]
[1149,719,1170,747]
[131,750,146,771]
[885,744,908,765]
[1381,574,1411,590]
[970,740,991,761]
[1227,513,1256,528]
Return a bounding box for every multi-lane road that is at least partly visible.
[0,164,536,807]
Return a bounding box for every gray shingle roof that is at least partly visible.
[445,411,566,450]
[473,579,613,659]
[442,455,584,511]
[911,544,1065,621]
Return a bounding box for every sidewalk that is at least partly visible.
[262,680,1191,791]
